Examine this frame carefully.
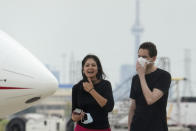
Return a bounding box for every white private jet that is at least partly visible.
[0,30,58,118]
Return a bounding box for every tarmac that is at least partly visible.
[111,128,127,131]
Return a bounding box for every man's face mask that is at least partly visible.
[137,57,153,67]
[81,113,93,124]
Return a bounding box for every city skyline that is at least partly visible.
[0,0,195,93]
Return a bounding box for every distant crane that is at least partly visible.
[183,49,192,96]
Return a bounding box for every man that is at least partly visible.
[128,42,171,131]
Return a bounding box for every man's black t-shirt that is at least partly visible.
[130,68,171,131]
[72,79,114,129]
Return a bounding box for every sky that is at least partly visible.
[0,0,196,93]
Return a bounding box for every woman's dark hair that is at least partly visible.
[82,54,106,81]
[139,42,157,57]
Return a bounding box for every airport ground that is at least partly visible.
[112,128,127,131]
[111,128,190,131]
[111,127,191,131]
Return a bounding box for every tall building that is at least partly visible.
[113,64,135,101]
[120,64,135,82]
[132,0,143,64]
[69,54,82,84]
[113,0,143,101]
[46,64,60,82]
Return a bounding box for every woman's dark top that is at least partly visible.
[130,68,171,131]
[72,79,114,129]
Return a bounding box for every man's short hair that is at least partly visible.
[139,42,157,57]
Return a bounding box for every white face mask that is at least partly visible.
[81,113,93,124]
[137,57,153,67]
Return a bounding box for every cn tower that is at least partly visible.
[131,0,144,64]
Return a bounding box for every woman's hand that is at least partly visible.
[83,78,94,93]
[72,111,85,122]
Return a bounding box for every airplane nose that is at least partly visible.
[0,30,59,117]
[24,71,58,104]
[37,69,59,98]
[0,30,59,102]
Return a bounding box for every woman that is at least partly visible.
[72,54,114,131]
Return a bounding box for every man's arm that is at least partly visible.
[139,74,163,105]
[136,61,164,105]
[128,98,136,131]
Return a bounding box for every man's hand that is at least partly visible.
[136,61,146,76]
[83,78,94,92]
